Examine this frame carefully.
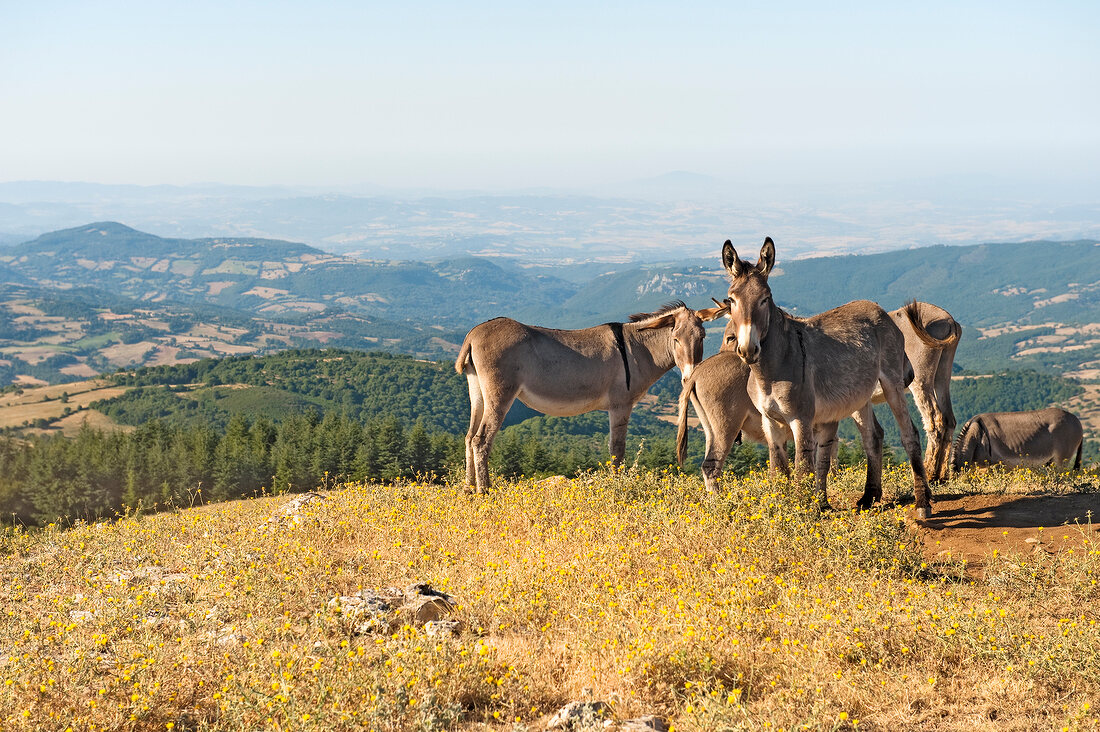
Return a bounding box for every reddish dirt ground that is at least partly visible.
[914,492,1100,573]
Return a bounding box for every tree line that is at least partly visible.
[2,410,772,526]
[4,348,1091,526]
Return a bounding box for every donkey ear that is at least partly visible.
[721,240,742,278]
[635,313,675,331]
[696,302,728,322]
[756,236,776,278]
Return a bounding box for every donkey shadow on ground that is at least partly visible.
[925,492,1100,532]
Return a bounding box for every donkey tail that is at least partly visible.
[903,300,961,349]
[454,335,474,374]
[676,379,697,465]
[1074,439,1083,471]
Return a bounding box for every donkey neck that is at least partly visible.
[757,302,802,368]
[622,321,676,385]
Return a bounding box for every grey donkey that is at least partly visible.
[722,237,934,518]
[455,301,727,493]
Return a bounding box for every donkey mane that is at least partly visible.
[629,300,687,323]
[950,415,978,465]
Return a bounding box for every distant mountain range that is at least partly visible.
[3,179,1098,261]
[0,222,1097,385]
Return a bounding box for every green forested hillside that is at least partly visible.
[103,350,480,434]
[768,240,1100,328]
[950,370,1085,418]
[13,220,317,261]
[2,347,1090,527]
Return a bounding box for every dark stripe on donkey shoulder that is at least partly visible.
[607,322,631,389]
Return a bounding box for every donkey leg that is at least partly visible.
[851,404,884,510]
[763,417,791,480]
[927,411,953,485]
[881,384,932,518]
[789,418,819,506]
[701,415,741,494]
[464,373,486,490]
[932,346,958,482]
[472,393,516,494]
[789,418,815,477]
[812,421,839,510]
[608,408,631,466]
[909,375,952,485]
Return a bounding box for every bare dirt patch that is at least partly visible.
[60,362,101,378]
[3,301,45,317]
[100,341,157,367]
[916,492,1100,573]
[206,280,236,295]
[53,409,134,435]
[0,383,128,428]
[186,324,249,340]
[145,344,185,366]
[242,286,289,298]
[4,346,67,365]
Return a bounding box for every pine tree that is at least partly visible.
[493,432,525,479]
[405,419,432,479]
[375,416,406,482]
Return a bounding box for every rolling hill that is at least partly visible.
[0,223,1097,384]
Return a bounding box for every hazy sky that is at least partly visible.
[2,1,1097,190]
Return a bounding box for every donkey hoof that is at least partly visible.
[914,506,932,520]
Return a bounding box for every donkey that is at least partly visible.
[884,302,962,483]
[674,349,784,491]
[722,237,934,517]
[455,301,727,493]
[675,325,884,497]
[951,407,1083,472]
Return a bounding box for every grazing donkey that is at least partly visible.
[455,301,727,493]
[951,407,1083,472]
[675,325,884,497]
[722,237,934,517]
[884,302,962,483]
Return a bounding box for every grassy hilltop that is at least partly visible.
[2,466,1098,731]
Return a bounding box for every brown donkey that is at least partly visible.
[722,237,933,517]
[884,302,961,482]
[455,301,727,493]
[675,324,883,497]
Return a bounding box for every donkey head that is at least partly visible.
[722,237,776,364]
[951,417,991,472]
[631,301,727,381]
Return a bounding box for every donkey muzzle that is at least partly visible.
[737,342,760,364]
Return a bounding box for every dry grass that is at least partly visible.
[1,466,1098,731]
[51,409,136,436]
[0,381,129,430]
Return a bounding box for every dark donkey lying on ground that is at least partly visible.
[455,301,727,493]
[952,407,1084,472]
[722,237,934,517]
